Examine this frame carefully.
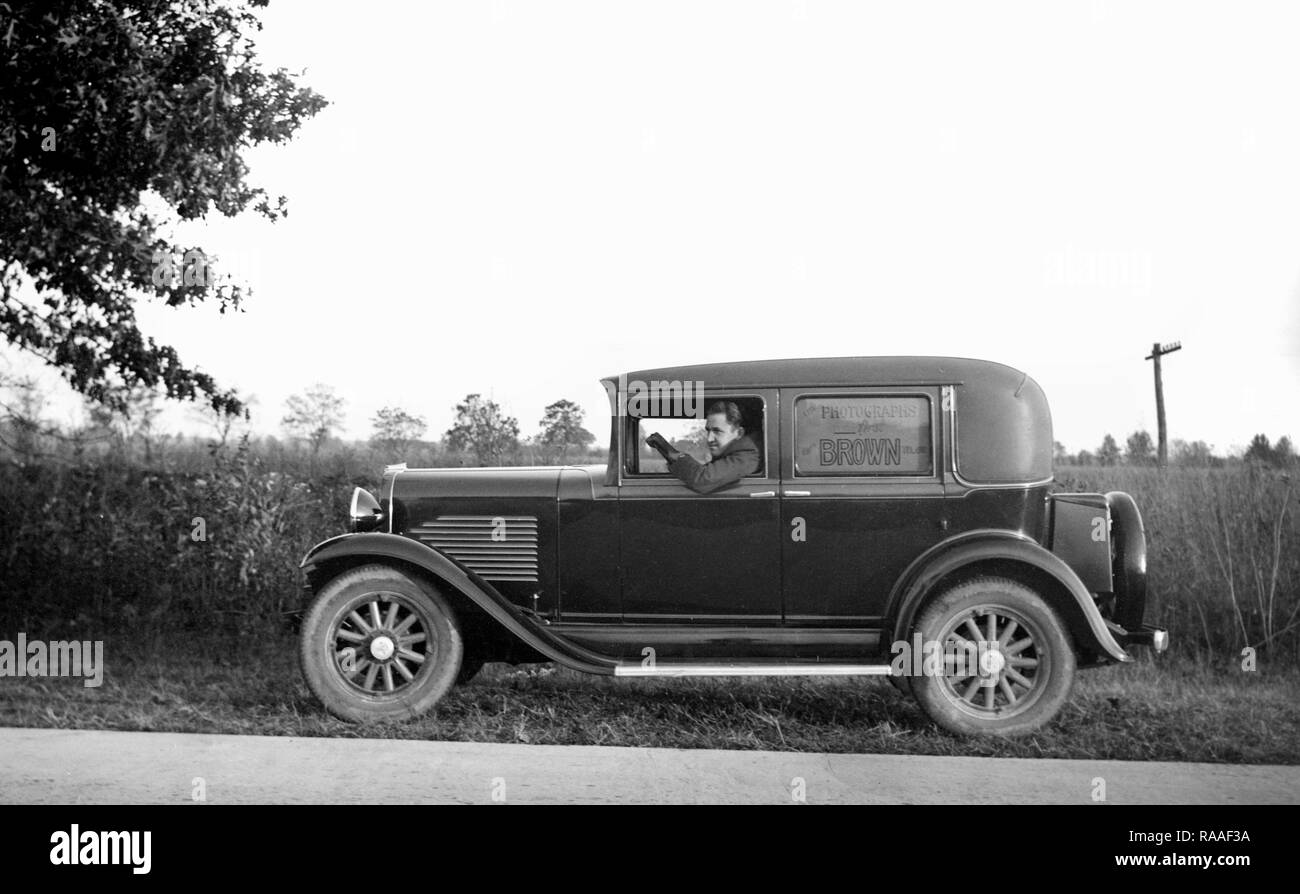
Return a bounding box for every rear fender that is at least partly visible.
[886,530,1131,663]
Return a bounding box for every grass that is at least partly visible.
[2,637,1297,764]
[1054,464,1299,664]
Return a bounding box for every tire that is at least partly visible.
[909,577,1075,737]
[300,564,463,723]
[1106,491,1147,629]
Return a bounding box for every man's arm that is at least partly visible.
[667,442,760,494]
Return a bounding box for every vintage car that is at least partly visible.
[298,357,1167,736]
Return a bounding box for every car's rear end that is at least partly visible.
[1048,490,1168,658]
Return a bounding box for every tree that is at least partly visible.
[117,384,163,460]
[1124,430,1155,466]
[1244,433,1274,466]
[0,373,49,461]
[1074,449,1094,466]
[74,383,165,459]
[1053,441,1068,465]
[1097,434,1121,467]
[1275,436,1295,467]
[444,394,519,465]
[0,2,326,415]
[371,406,427,457]
[537,399,596,464]
[282,384,345,455]
[1245,433,1296,468]
[1172,439,1214,467]
[189,389,254,448]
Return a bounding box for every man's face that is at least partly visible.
[705,412,743,457]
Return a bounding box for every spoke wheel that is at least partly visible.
[911,577,1075,736]
[332,591,434,696]
[301,565,463,723]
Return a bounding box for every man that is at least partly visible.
[655,400,760,494]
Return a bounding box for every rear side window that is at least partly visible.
[793,395,933,476]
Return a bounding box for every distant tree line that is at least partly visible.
[0,372,602,469]
[277,384,597,466]
[1055,430,1296,468]
[3,372,1292,472]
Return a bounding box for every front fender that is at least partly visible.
[886,530,1131,663]
[300,532,619,675]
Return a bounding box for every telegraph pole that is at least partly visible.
[1145,341,1182,467]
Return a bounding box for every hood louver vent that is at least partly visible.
[411,516,539,583]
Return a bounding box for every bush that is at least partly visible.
[0,438,368,637]
[0,431,605,639]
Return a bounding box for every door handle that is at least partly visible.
[749,491,776,498]
[784,490,812,497]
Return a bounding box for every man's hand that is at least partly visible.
[645,432,678,462]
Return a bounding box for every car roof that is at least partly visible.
[602,356,1054,485]
[604,356,1029,389]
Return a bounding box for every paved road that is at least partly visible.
[1,727,1297,804]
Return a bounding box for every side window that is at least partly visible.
[793,394,933,476]
[625,396,767,476]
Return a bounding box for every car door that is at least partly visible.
[618,390,782,622]
[779,388,947,626]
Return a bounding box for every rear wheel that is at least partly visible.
[300,565,463,723]
[910,577,1075,736]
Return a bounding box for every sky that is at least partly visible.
[7,0,1300,454]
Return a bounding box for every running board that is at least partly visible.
[614,663,895,678]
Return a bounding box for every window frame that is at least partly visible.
[621,392,771,481]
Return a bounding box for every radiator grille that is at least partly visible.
[411,515,539,583]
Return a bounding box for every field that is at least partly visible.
[1052,464,1298,666]
[1,440,1297,760]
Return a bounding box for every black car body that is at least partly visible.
[299,357,1167,735]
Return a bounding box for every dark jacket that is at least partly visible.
[668,434,760,494]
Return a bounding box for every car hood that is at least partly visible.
[387,465,604,502]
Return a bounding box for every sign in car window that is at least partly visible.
[794,395,932,476]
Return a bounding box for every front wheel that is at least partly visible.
[300,564,463,723]
[909,577,1075,737]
